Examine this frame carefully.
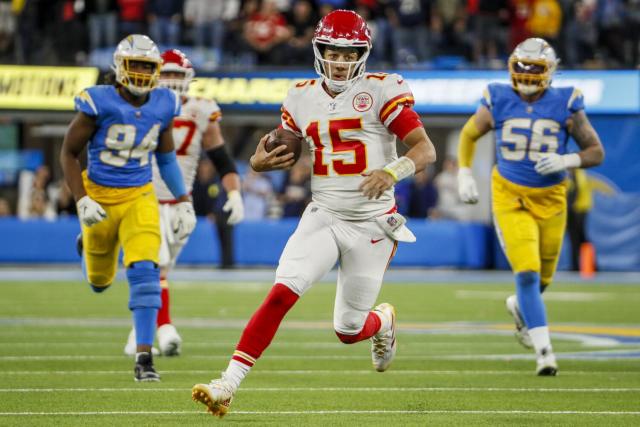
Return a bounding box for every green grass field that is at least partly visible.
[1,278,639,426]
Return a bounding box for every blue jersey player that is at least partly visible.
[60,35,197,381]
[456,38,604,375]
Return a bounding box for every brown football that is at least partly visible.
[265,128,302,163]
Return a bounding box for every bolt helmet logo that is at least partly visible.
[353,92,373,112]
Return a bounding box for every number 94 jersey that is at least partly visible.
[74,85,180,188]
[281,73,416,221]
[482,83,584,188]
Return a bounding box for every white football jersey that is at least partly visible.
[281,72,415,220]
[153,96,221,202]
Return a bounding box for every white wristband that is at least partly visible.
[383,156,416,182]
[563,153,582,168]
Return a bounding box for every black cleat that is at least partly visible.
[76,233,83,257]
[134,352,161,382]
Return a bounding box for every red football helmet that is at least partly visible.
[159,49,195,96]
[312,10,372,93]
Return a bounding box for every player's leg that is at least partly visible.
[156,203,188,356]
[332,219,398,371]
[192,204,339,417]
[495,207,556,375]
[80,205,121,292]
[124,204,177,356]
[120,193,162,382]
[539,209,567,292]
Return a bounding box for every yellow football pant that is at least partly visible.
[81,191,160,288]
[492,168,567,287]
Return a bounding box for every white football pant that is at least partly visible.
[275,202,396,335]
[158,203,190,269]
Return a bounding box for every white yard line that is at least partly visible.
[1,387,639,393]
[1,410,639,416]
[1,369,638,376]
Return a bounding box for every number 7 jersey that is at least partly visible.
[281,73,417,221]
[482,83,584,188]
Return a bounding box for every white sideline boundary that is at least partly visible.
[2,369,638,376]
[2,387,640,393]
[1,410,639,416]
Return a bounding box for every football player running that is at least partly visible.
[456,38,604,375]
[192,10,436,417]
[123,49,244,357]
[60,35,197,381]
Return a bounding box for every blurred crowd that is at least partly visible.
[0,0,638,70]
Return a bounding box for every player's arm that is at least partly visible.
[360,104,436,200]
[535,90,604,175]
[567,110,605,168]
[155,123,197,239]
[458,105,494,168]
[457,105,494,204]
[60,112,95,201]
[155,122,189,203]
[60,111,107,226]
[202,120,244,225]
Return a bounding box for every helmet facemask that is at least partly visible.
[509,58,555,95]
[114,57,161,96]
[313,42,370,93]
[508,38,558,96]
[159,70,193,97]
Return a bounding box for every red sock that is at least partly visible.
[232,283,299,366]
[157,279,171,327]
[335,312,381,344]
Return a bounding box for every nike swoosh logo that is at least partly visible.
[371,238,384,244]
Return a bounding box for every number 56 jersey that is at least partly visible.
[74,85,180,189]
[281,73,418,221]
[482,83,584,188]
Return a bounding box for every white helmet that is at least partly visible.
[509,38,558,96]
[112,34,162,96]
[312,10,372,94]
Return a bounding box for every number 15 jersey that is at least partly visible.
[281,73,419,221]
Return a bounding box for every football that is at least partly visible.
[265,128,302,163]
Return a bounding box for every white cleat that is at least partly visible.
[192,375,236,417]
[505,295,533,349]
[124,328,159,357]
[371,303,397,372]
[157,323,182,357]
[536,346,558,376]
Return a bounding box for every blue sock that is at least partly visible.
[133,308,158,346]
[127,261,161,347]
[515,271,547,329]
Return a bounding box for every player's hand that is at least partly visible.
[534,153,580,175]
[359,169,395,200]
[76,195,107,226]
[223,190,244,225]
[457,167,479,204]
[172,201,197,241]
[250,134,295,172]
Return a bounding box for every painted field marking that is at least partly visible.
[1,410,639,416]
[1,387,639,393]
[1,369,639,376]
